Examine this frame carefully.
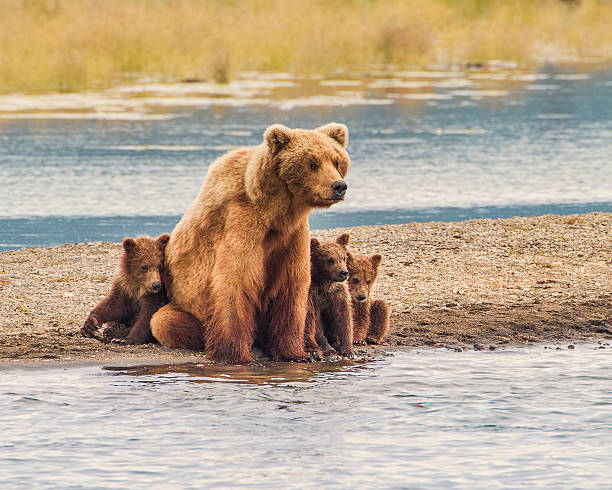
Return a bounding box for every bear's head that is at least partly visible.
[264,123,350,208]
[310,233,350,283]
[347,252,382,303]
[120,233,170,297]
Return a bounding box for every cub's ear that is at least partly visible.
[310,237,321,250]
[336,233,350,247]
[122,238,136,252]
[370,254,383,269]
[157,233,170,248]
[316,123,348,148]
[264,124,292,154]
[346,250,354,265]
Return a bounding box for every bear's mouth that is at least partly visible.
[318,194,344,202]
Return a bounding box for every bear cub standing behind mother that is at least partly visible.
[151,123,350,364]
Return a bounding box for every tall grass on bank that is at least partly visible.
[1,0,611,93]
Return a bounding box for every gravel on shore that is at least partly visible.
[0,212,610,365]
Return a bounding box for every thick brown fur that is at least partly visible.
[150,123,350,363]
[305,233,353,358]
[80,234,174,345]
[347,251,390,344]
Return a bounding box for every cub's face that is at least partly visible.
[265,123,350,208]
[310,234,351,283]
[121,233,170,295]
[347,253,382,302]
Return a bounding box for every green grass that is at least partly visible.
[1,0,611,93]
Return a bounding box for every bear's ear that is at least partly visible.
[122,237,136,252]
[156,233,170,248]
[370,254,383,269]
[264,124,292,154]
[316,123,348,148]
[336,233,350,247]
[310,237,321,250]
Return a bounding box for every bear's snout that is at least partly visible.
[331,180,347,200]
[340,269,349,279]
[151,281,162,293]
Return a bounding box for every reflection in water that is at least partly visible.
[103,359,367,386]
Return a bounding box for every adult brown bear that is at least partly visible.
[151,123,350,363]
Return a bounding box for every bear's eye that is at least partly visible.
[352,277,359,283]
[334,161,340,169]
[141,265,149,272]
[328,258,334,265]
[309,161,319,171]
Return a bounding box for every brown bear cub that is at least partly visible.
[81,234,172,345]
[305,233,353,358]
[347,251,390,345]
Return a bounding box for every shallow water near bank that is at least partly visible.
[1,346,611,488]
[1,66,611,250]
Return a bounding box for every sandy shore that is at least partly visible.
[0,212,610,365]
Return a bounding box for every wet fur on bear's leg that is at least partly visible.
[304,299,323,358]
[366,299,389,344]
[263,226,310,362]
[150,304,204,351]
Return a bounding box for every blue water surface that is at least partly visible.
[1,66,611,250]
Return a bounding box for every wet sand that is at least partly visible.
[0,213,610,365]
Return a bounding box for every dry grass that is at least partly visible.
[1,0,611,93]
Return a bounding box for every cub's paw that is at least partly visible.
[80,317,100,338]
[102,323,130,343]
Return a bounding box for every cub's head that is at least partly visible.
[264,123,350,208]
[120,233,170,296]
[310,233,350,283]
[347,252,382,303]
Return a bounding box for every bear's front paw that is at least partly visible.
[308,350,323,362]
[366,337,380,345]
[80,317,100,338]
[336,344,354,358]
[353,339,367,346]
[322,346,337,357]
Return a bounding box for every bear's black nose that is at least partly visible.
[331,180,347,199]
[341,269,349,278]
[151,281,162,293]
[357,294,367,302]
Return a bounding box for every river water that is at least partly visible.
[1,65,611,250]
[1,346,611,488]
